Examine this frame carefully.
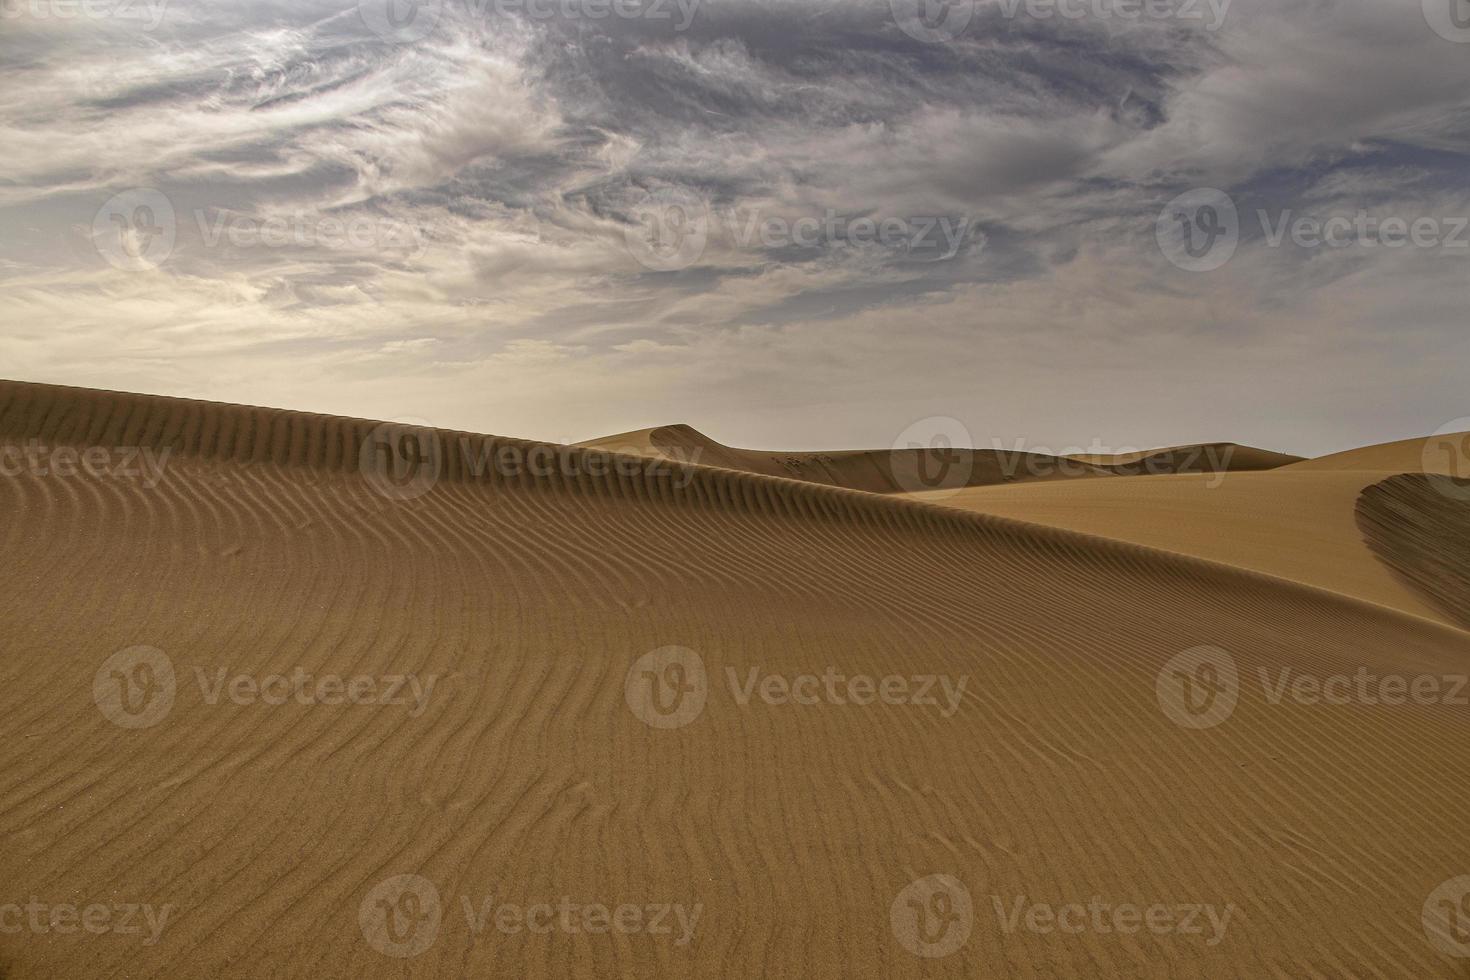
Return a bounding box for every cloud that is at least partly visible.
[0,0,1467,454]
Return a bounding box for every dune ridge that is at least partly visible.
[1,380,1467,978]
[577,424,1298,496]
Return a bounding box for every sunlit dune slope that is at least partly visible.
[1,380,1467,979]
[911,467,1464,628]
[1286,431,1470,473]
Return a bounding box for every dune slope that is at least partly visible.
[1357,474,1470,631]
[912,467,1466,629]
[1,381,1467,979]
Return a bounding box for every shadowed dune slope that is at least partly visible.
[1357,474,1470,632]
[911,469,1462,628]
[578,426,1297,494]
[1,380,1468,979]
[1070,443,1304,474]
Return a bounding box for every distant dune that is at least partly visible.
[1286,431,1470,473]
[578,424,1298,494]
[2,381,1467,978]
[1070,442,1305,474]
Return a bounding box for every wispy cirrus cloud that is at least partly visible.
[1,0,1467,454]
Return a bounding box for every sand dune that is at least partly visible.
[2,380,1468,978]
[912,431,1470,631]
[1357,473,1470,631]
[1286,431,1470,474]
[1070,442,1303,474]
[910,469,1462,627]
[579,425,1296,494]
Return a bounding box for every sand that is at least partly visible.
[1,380,1467,978]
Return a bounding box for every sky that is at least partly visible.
[1,0,1468,457]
